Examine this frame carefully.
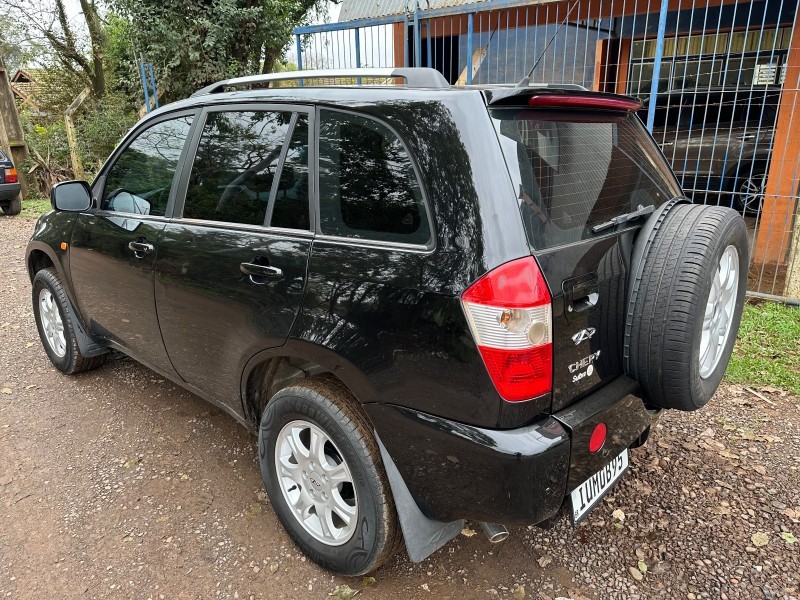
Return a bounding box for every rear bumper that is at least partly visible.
[0,182,21,201]
[368,376,655,525]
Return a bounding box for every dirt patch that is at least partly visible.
[1,214,798,599]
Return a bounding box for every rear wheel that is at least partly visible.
[625,204,748,411]
[258,378,401,575]
[1,197,21,215]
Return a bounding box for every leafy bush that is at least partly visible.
[21,113,72,196]
[76,93,138,176]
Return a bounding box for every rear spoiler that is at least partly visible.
[484,88,642,112]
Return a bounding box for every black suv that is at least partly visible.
[26,68,748,575]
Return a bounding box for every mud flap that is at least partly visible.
[64,295,109,358]
[375,434,464,562]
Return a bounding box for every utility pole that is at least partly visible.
[0,53,29,198]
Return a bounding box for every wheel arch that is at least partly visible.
[240,340,378,428]
[26,243,60,282]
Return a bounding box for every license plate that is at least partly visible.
[570,449,629,524]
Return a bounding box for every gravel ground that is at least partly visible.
[0,214,798,600]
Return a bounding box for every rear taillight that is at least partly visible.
[4,168,18,184]
[461,256,553,402]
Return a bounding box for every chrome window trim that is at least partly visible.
[313,233,434,254]
[174,217,315,238]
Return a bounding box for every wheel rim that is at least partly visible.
[274,420,358,546]
[738,173,766,214]
[699,245,739,379]
[39,288,66,358]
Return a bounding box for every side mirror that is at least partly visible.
[51,181,92,212]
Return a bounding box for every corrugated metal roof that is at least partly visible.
[338,0,493,22]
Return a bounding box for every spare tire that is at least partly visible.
[624,202,748,411]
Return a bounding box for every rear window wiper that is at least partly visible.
[591,204,655,233]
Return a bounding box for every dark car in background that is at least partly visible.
[643,88,780,215]
[0,148,21,215]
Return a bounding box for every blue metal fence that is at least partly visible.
[294,0,800,302]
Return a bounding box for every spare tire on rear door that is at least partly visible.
[624,201,748,411]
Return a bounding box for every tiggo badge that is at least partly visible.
[571,327,596,345]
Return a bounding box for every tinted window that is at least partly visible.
[318,110,430,245]
[102,115,193,216]
[184,111,292,225]
[492,110,681,249]
[269,115,310,230]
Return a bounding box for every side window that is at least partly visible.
[183,110,292,226]
[269,115,310,230]
[102,115,194,216]
[318,110,431,245]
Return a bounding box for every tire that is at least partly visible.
[258,378,401,575]
[729,161,767,217]
[1,196,21,215]
[32,268,107,374]
[625,204,748,411]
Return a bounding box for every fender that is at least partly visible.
[239,338,379,423]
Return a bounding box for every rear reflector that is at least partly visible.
[589,423,607,453]
[4,168,18,184]
[462,256,553,402]
[528,94,642,112]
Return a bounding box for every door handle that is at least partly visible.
[240,262,283,282]
[563,274,599,319]
[128,240,154,256]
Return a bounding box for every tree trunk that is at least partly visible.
[0,54,28,198]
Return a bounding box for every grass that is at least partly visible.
[726,301,800,395]
[20,193,51,219]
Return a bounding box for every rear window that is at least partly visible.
[491,110,681,250]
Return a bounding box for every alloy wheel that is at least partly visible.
[274,420,358,546]
[699,245,739,379]
[39,288,66,358]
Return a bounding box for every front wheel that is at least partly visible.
[258,378,401,576]
[32,268,107,374]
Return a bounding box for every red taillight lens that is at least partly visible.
[462,256,553,402]
[528,94,642,112]
[589,422,607,453]
[4,168,18,184]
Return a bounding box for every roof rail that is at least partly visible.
[191,68,450,97]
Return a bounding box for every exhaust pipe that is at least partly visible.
[480,522,509,543]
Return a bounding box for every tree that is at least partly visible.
[5,0,107,98]
[111,0,327,102]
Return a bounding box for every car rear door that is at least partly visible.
[489,104,683,412]
[69,111,197,376]
[154,105,313,415]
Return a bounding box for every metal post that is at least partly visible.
[466,13,474,85]
[295,34,303,86]
[426,23,432,68]
[146,63,159,109]
[355,29,362,84]
[139,59,150,112]
[404,20,409,67]
[646,0,670,132]
[413,1,421,68]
